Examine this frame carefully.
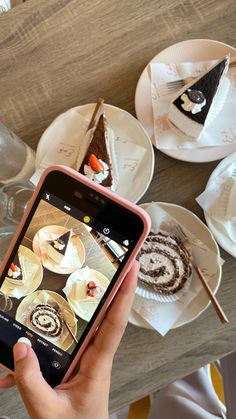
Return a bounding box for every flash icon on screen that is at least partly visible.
[83,216,90,223]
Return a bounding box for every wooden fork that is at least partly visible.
[174,224,229,324]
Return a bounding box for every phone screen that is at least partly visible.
[0,177,143,386]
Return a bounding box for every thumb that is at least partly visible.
[13,343,54,416]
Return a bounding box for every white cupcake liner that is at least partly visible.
[136,270,192,303]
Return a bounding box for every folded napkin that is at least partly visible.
[63,266,100,304]
[31,109,147,193]
[150,60,236,149]
[197,161,236,246]
[132,203,223,336]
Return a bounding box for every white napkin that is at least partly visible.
[63,266,100,302]
[197,162,236,245]
[31,111,147,189]
[132,203,223,336]
[150,60,236,149]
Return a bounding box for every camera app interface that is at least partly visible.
[0,192,130,365]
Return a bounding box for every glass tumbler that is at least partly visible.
[0,180,35,225]
[0,225,17,265]
[0,123,35,185]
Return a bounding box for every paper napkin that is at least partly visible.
[197,162,236,245]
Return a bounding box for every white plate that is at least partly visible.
[135,38,236,162]
[129,202,222,330]
[33,225,86,274]
[204,151,236,257]
[1,245,43,299]
[35,103,154,203]
[16,290,77,351]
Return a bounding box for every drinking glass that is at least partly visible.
[0,291,13,313]
[0,180,35,225]
[0,123,35,184]
[0,225,16,265]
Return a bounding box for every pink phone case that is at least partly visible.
[0,165,151,383]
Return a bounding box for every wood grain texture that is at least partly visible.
[0,0,236,416]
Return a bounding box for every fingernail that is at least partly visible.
[13,343,28,362]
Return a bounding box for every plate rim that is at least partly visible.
[129,201,222,330]
[204,150,236,257]
[135,38,236,163]
[35,102,155,203]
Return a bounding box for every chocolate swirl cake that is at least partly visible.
[137,232,192,295]
[30,304,63,338]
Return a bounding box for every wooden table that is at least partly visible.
[0,0,236,417]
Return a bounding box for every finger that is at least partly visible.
[0,373,15,388]
[13,343,56,417]
[79,261,139,377]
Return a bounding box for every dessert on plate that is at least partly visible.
[86,280,105,299]
[6,245,39,286]
[136,231,192,296]
[76,110,119,191]
[6,255,23,286]
[168,57,230,139]
[47,230,72,265]
[64,266,109,321]
[29,303,63,338]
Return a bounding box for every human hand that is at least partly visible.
[0,262,139,419]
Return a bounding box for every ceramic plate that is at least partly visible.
[135,38,236,162]
[129,202,222,329]
[16,290,77,351]
[33,225,86,274]
[204,151,236,257]
[35,103,154,203]
[1,245,43,299]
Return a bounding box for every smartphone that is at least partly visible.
[0,166,150,387]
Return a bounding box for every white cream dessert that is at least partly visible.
[6,245,39,286]
[76,113,119,191]
[47,230,72,265]
[168,57,230,139]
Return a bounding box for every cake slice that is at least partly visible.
[48,230,72,265]
[6,252,24,285]
[136,232,192,297]
[30,304,63,338]
[77,113,118,190]
[168,57,230,139]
